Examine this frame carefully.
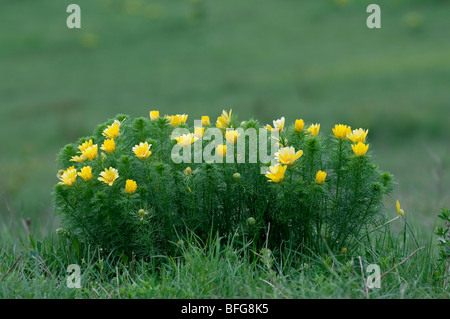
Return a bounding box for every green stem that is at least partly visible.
[334,139,343,208]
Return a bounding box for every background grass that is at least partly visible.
[0,0,449,298]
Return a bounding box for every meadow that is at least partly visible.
[0,0,449,299]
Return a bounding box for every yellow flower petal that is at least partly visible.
[125,179,137,194]
[351,142,369,156]
[77,166,93,181]
[149,110,159,120]
[332,124,352,139]
[98,167,119,186]
[133,142,152,159]
[58,166,77,186]
[265,164,287,183]
[315,170,327,184]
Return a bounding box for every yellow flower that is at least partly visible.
[265,117,285,132]
[165,114,188,126]
[396,200,405,217]
[194,126,204,138]
[295,119,304,132]
[58,166,77,186]
[351,142,369,156]
[347,128,368,143]
[70,155,86,163]
[149,110,159,120]
[342,248,348,254]
[316,170,327,184]
[332,124,352,139]
[133,142,152,159]
[216,144,227,157]
[175,133,198,147]
[201,116,210,127]
[125,179,137,194]
[77,166,93,181]
[184,167,192,175]
[102,120,121,139]
[265,164,287,183]
[216,109,232,129]
[307,124,320,136]
[225,130,240,144]
[98,167,119,186]
[78,139,93,153]
[81,144,98,160]
[101,139,115,153]
[275,146,303,166]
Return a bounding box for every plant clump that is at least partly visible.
[54,110,393,259]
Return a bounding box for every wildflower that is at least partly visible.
[133,142,152,159]
[216,144,227,157]
[201,116,210,127]
[194,126,204,138]
[70,155,86,163]
[342,248,347,254]
[265,164,287,183]
[78,139,94,153]
[307,124,320,136]
[295,119,304,132]
[275,146,303,166]
[77,166,93,181]
[174,133,198,147]
[396,200,405,217]
[351,142,369,156]
[102,120,121,139]
[332,124,352,139]
[165,114,188,126]
[225,130,240,144]
[347,128,368,143]
[316,170,327,184]
[125,179,137,194]
[216,109,232,129]
[265,117,285,132]
[82,144,98,160]
[58,166,77,186]
[101,139,115,153]
[184,167,192,175]
[149,110,159,120]
[98,167,119,186]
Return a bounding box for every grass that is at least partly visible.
[0,0,449,299]
[0,226,448,299]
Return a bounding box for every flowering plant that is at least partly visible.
[54,110,393,258]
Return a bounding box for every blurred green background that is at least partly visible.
[1,0,449,239]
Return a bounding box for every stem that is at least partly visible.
[358,216,400,240]
[335,139,343,207]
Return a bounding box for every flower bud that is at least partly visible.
[247,217,256,226]
[138,209,147,218]
[176,240,184,247]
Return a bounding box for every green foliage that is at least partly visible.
[435,208,450,264]
[53,111,393,259]
[1,230,448,299]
